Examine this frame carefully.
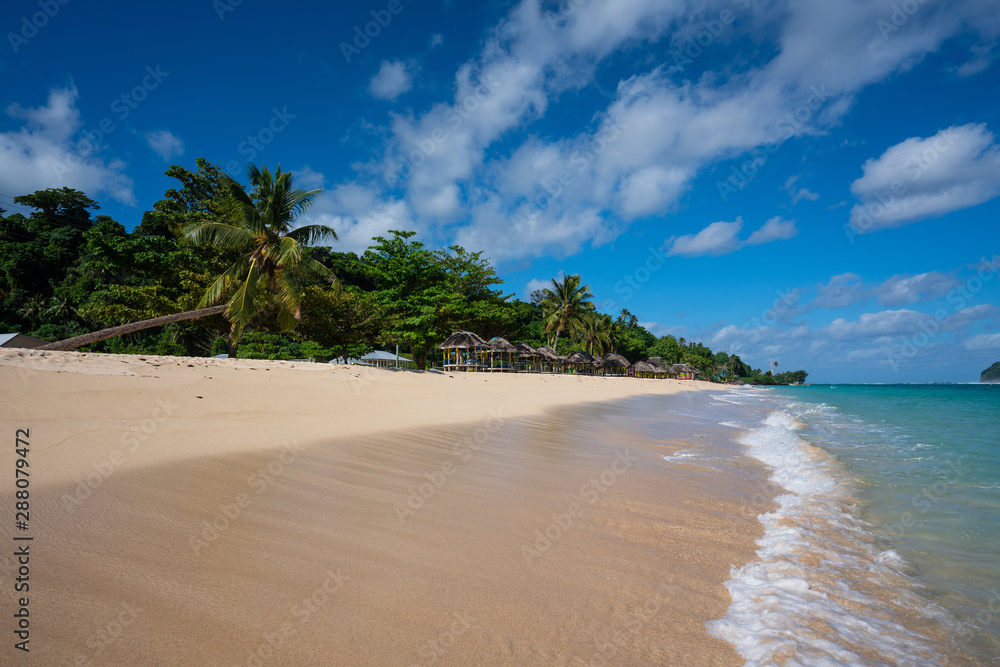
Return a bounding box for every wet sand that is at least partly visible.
[0,350,775,665]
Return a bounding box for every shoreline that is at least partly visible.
[0,350,774,665]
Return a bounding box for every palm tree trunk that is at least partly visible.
[38,305,228,351]
[553,329,560,354]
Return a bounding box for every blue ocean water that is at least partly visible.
[706,383,1000,665]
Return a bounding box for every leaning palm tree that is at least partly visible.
[539,274,595,353]
[38,164,337,352]
[185,163,338,348]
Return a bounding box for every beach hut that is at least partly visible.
[534,346,564,373]
[675,363,698,380]
[487,337,517,372]
[439,331,489,371]
[632,361,656,379]
[358,350,414,368]
[599,353,629,377]
[565,351,597,375]
[514,342,540,373]
[650,362,673,379]
[0,333,47,349]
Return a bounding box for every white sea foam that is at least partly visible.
[707,410,944,666]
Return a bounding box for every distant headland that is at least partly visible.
[981,362,1000,383]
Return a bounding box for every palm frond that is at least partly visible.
[184,222,256,250]
[198,258,249,307]
[268,236,304,268]
[287,224,338,246]
[226,263,267,336]
[274,270,302,320]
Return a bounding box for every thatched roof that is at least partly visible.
[651,363,673,375]
[601,353,629,368]
[488,336,517,353]
[438,330,489,350]
[514,342,538,357]
[632,361,655,373]
[534,346,562,361]
[565,351,596,365]
[675,363,698,373]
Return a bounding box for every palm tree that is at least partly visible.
[575,311,613,356]
[539,274,594,353]
[38,164,337,352]
[185,163,338,350]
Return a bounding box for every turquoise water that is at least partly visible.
[771,384,1000,662]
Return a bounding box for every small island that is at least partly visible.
[981,362,1000,383]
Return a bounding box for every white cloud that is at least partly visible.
[0,86,134,205]
[849,123,1000,232]
[335,0,995,261]
[811,273,866,309]
[747,216,798,245]
[668,219,744,257]
[525,278,550,300]
[294,178,420,254]
[873,272,957,307]
[824,309,929,339]
[145,129,184,161]
[964,332,1000,350]
[369,60,414,101]
[430,33,444,49]
[668,216,796,257]
[783,176,819,205]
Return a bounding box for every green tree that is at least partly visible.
[539,274,594,351]
[183,163,339,351]
[296,286,385,364]
[575,311,613,355]
[39,164,337,353]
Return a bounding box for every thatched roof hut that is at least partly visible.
[488,337,517,353]
[439,331,489,371]
[565,351,596,365]
[632,361,656,377]
[601,353,629,368]
[534,345,561,361]
[438,330,488,350]
[514,342,537,357]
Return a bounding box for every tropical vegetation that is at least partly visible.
[0,159,807,384]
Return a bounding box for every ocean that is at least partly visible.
[703,383,1000,666]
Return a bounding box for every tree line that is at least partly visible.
[0,158,806,384]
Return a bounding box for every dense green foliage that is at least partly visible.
[981,362,1000,383]
[0,160,807,383]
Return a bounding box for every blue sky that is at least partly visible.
[2,0,999,382]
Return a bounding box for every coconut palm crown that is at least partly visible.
[184,163,338,341]
[539,274,595,352]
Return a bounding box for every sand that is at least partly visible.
[0,349,774,665]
